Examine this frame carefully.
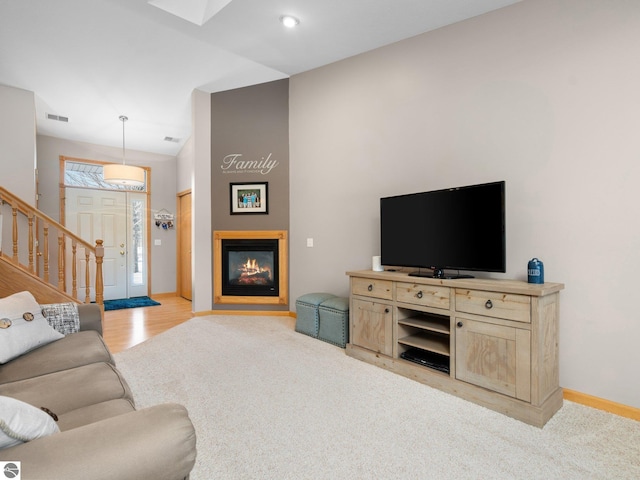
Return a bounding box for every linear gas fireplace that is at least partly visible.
[214,230,288,305]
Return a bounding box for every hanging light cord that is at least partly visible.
[120,115,128,165]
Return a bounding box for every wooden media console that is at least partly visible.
[346,270,564,427]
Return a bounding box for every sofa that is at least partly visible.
[0,291,196,480]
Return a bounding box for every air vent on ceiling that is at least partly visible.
[46,113,69,122]
[164,136,180,143]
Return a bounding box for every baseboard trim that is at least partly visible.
[150,292,179,299]
[194,310,295,318]
[563,389,639,421]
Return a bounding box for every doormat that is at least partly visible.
[103,296,161,311]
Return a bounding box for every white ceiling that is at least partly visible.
[0,0,521,156]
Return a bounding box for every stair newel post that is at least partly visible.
[95,239,104,305]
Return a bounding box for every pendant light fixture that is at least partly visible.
[103,115,145,187]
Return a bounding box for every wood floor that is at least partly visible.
[102,295,193,354]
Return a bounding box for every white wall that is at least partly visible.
[36,135,178,295]
[0,85,36,203]
[176,135,194,195]
[189,89,212,313]
[289,0,640,408]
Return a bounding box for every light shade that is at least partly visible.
[103,163,145,187]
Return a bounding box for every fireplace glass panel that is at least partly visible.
[221,239,279,296]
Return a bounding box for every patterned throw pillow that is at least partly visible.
[40,302,80,335]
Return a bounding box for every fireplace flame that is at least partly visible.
[237,257,272,284]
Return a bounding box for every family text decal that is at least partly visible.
[221,153,279,175]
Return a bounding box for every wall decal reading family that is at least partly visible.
[221,153,279,175]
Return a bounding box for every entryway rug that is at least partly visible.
[103,296,161,311]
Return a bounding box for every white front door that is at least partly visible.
[65,188,147,300]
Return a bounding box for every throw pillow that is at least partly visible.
[0,291,64,364]
[40,302,80,335]
[0,396,60,449]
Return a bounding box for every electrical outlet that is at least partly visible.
[306,238,314,247]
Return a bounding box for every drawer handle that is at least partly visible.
[485,299,493,309]
[368,284,373,292]
[385,308,390,314]
[416,290,423,299]
[457,321,463,328]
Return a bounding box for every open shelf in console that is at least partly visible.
[400,347,450,374]
[397,309,450,373]
[398,313,449,336]
[398,331,449,356]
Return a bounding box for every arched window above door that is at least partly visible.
[63,159,147,192]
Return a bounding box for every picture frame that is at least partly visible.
[230,182,268,215]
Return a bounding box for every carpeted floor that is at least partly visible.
[103,296,160,311]
[114,316,640,480]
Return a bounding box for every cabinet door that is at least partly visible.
[351,298,393,356]
[455,317,531,402]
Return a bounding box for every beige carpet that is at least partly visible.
[114,315,640,480]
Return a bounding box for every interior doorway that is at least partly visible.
[177,190,192,301]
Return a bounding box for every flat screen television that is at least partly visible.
[380,181,505,279]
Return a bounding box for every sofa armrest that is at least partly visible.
[77,303,103,335]
[0,403,197,480]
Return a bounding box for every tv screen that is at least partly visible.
[380,181,505,278]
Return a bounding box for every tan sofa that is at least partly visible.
[0,302,196,480]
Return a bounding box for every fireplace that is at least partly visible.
[221,239,279,297]
[214,230,288,305]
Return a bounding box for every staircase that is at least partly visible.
[0,186,104,304]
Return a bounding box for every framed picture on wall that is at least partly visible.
[230,182,268,215]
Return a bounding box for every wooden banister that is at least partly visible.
[0,186,104,304]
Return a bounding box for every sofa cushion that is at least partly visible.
[0,396,60,449]
[0,292,64,364]
[0,330,114,385]
[0,362,133,415]
[76,303,103,335]
[56,398,136,432]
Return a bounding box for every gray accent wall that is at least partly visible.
[210,79,290,310]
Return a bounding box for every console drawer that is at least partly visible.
[351,277,393,300]
[396,282,450,310]
[455,289,530,323]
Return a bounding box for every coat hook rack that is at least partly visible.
[154,208,174,230]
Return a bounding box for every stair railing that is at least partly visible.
[0,186,104,304]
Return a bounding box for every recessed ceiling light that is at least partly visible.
[280,15,299,28]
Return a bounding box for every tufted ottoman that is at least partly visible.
[318,297,350,348]
[295,293,336,338]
